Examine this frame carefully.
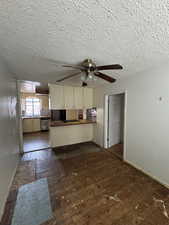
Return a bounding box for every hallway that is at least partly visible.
[1,144,169,225]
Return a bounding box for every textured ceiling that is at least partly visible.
[0,0,169,86]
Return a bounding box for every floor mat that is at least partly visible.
[11,178,52,225]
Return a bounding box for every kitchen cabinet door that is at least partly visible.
[64,86,74,109]
[83,87,93,108]
[50,124,94,147]
[49,84,64,109]
[23,119,33,133]
[74,87,83,109]
[32,119,40,132]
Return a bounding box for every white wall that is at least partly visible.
[94,64,169,187]
[0,60,19,219]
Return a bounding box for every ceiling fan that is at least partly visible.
[50,59,123,86]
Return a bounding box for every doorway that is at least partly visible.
[105,92,126,159]
[18,80,51,153]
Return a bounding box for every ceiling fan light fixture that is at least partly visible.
[88,73,93,80]
[81,74,86,81]
[93,76,97,81]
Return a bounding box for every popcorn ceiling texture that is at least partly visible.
[0,0,169,84]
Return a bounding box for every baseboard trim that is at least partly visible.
[0,153,20,221]
[124,159,169,190]
[98,142,169,190]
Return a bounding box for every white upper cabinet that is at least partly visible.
[64,86,74,109]
[74,87,83,109]
[83,87,93,109]
[49,84,64,109]
[49,84,94,109]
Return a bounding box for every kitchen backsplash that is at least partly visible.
[50,108,97,121]
[66,110,78,120]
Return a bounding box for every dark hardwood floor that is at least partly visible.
[1,143,169,225]
[107,143,123,159]
[23,131,50,152]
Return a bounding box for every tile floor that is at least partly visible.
[1,142,169,225]
[23,132,50,153]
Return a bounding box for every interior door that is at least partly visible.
[108,95,122,147]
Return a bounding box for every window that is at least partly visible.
[25,97,41,117]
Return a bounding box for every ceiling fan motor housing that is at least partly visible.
[82,59,96,72]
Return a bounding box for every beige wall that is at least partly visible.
[0,60,19,219]
[94,63,169,187]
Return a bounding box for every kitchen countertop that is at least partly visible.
[50,119,96,127]
[22,116,50,119]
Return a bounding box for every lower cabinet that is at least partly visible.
[23,119,41,133]
[23,119,33,133]
[32,119,41,132]
[50,124,93,147]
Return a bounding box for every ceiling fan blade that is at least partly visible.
[56,72,82,82]
[94,72,116,83]
[45,58,84,70]
[96,64,123,70]
[62,65,84,70]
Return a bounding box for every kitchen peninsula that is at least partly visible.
[49,84,96,148]
[50,119,96,147]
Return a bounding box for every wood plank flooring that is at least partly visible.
[23,131,50,152]
[107,143,123,159]
[1,143,169,225]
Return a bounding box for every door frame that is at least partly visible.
[17,80,51,153]
[104,91,127,160]
[16,80,24,154]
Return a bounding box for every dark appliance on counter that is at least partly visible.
[51,110,66,121]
